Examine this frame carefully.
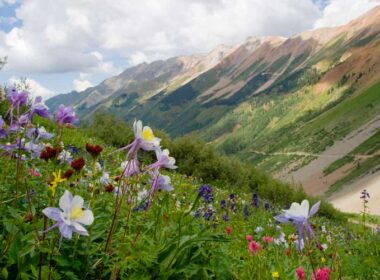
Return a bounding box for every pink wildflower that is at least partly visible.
[312,267,330,280]
[263,236,273,244]
[246,234,253,242]
[225,226,233,235]
[296,267,306,280]
[248,240,262,254]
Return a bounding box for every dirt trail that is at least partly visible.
[282,116,380,195]
[328,170,380,215]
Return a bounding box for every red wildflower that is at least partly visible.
[248,240,262,254]
[225,226,233,235]
[85,143,103,159]
[71,157,85,171]
[105,184,115,193]
[312,267,330,280]
[39,146,62,161]
[62,169,74,179]
[296,267,306,280]
[246,235,253,242]
[263,236,273,244]
[29,168,41,177]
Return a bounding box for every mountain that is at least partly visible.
[47,6,380,210]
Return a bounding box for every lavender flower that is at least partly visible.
[56,104,77,126]
[220,199,226,209]
[121,159,140,177]
[274,200,320,251]
[7,87,28,108]
[42,190,94,239]
[222,213,230,222]
[145,148,176,170]
[29,96,49,119]
[155,174,173,192]
[0,116,7,138]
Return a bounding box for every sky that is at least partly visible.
[0,0,379,99]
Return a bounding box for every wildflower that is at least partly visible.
[274,199,321,251]
[222,213,230,222]
[48,170,66,195]
[0,116,7,138]
[321,257,326,263]
[56,104,77,126]
[7,87,28,108]
[62,169,74,179]
[121,159,140,177]
[29,96,49,119]
[85,143,103,159]
[312,267,330,280]
[26,126,53,141]
[296,267,306,280]
[229,193,235,200]
[146,148,177,170]
[105,184,115,193]
[264,201,270,211]
[40,145,62,161]
[198,184,214,203]
[225,226,233,234]
[274,232,287,247]
[203,207,214,220]
[99,172,111,185]
[133,120,160,151]
[246,235,253,242]
[243,205,250,220]
[29,168,41,177]
[251,193,259,208]
[272,271,279,278]
[263,236,273,244]
[255,226,264,233]
[360,189,370,203]
[71,157,85,171]
[220,199,226,209]
[42,190,94,239]
[25,142,44,158]
[248,240,262,254]
[155,174,173,192]
[58,150,73,164]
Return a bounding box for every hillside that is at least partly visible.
[47,6,380,210]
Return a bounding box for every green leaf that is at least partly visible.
[1,268,8,279]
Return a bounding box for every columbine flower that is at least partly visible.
[26,126,53,141]
[56,104,77,126]
[7,87,28,108]
[29,96,49,119]
[155,174,173,192]
[121,159,140,177]
[58,150,73,164]
[274,200,321,251]
[296,267,306,280]
[48,170,66,195]
[146,148,177,170]
[133,120,160,151]
[42,190,94,239]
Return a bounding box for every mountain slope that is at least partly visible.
[47,6,380,201]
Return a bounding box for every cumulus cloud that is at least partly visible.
[0,0,322,75]
[9,76,55,99]
[73,78,93,92]
[314,0,380,28]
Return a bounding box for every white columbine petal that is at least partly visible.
[59,190,73,212]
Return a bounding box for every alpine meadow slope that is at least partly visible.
[47,6,380,210]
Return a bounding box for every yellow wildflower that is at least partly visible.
[272,271,279,278]
[48,170,66,195]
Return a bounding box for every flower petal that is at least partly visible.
[43,207,62,222]
[59,190,73,212]
[75,210,94,225]
[300,200,310,218]
[308,201,321,217]
[72,221,89,235]
[71,195,84,210]
[59,223,73,239]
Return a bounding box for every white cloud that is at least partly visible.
[1,0,322,75]
[314,0,380,28]
[73,78,93,92]
[9,76,56,99]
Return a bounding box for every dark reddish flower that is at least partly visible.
[40,146,62,161]
[71,157,85,171]
[105,184,115,193]
[85,143,103,159]
[62,169,74,179]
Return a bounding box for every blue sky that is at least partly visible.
[0,0,379,99]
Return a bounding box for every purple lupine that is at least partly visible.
[222,213,230,222]
[229,193,235,200]
[56,104,77,126]
[203,207,214,220]
[42,190,94,239]
[274,200,320,251]
[360,189,370,203]
[220,199,226,209]
[198,184,214,203]
[0,116,7,138]
[251,193,259,208]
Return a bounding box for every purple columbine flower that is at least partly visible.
[29,96,49,119]
[274,200,320,251]
[0,116,7,138]
[26,126,53,141]
[56,104,77,126]
[42,190,94,239]
[7,87,28,108]
[121,159,140,177]
[145,148,177,170]
[155,174,173,192]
